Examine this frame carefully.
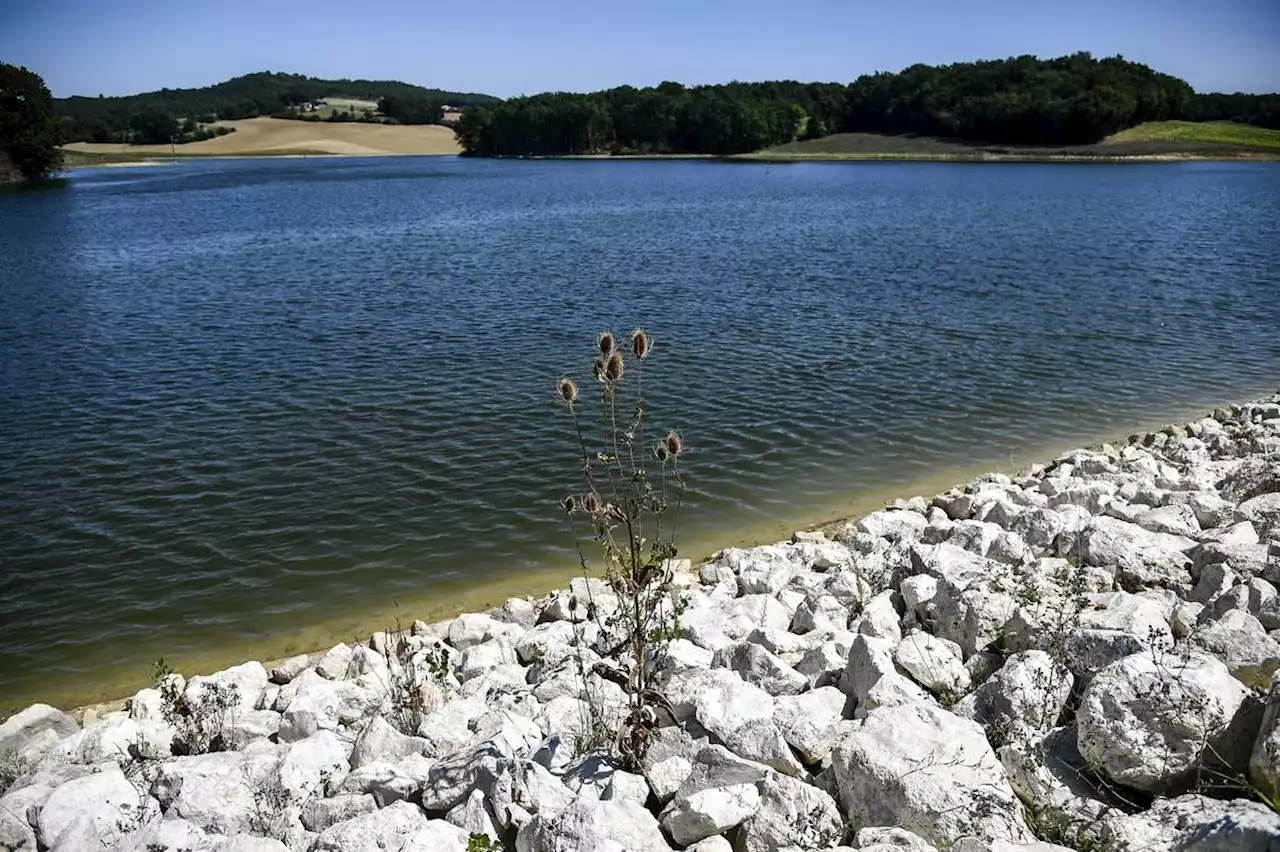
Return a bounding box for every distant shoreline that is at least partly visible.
[62,148,1280,169]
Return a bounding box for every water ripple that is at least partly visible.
[1,158,1278,708]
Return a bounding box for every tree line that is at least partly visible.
[456,53,1280,156]
[55,72,496,143]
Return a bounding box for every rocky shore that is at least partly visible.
[4,393,1280,852]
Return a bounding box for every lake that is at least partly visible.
[1,156,1278,712]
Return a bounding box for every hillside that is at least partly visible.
[56,72,499,143]
[63,117,461,157]
[456,53,1279,157]
[1104,120,1280,150]
[747,121,1280,161]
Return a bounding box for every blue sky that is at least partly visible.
[3,0,1277,98]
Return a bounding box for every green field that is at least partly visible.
[1104,121,1280,150]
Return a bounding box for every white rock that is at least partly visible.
[421,737,515,811]
[841,634,929,714]
[269,654,310,684]
[299,792,377,832]
[900,575,938,616]
[316,643,354,679]
[458,637,519,682]
[1191,609,1280,690]
[446,788,502,843]
[853,590,902,643]
[1076,651,1251,793]
[1101,793,1280,852]
[893,631,970,698]
[735,771,843,852]
[516,798,673,852]
[711,643,807,697]
[719,717,804,776]
[1238,493,1280,534]
[36,764,143,849]
[449,612,504,650]
[278,670,342,742]
[350,713,431,768]
[831,703,1033,849]
[115,816,209,852]
[953,651,1072,740]
[683,595,790,650]
[38,714,139,766]
[400,819,471,852]
[222,708,281,750]
[186,661,269,712]
[153,750,257,835]
[791,592,850,634]
[1136,503,1201,538]
[0,705,78,765]
[774,686,847,764]
[695,672,774,741]
[856,510,928,543]
[660,781,760,846]
[310,800,431,852]
[1078,516,1195,591]
[210,837,291,852]
[855,825,939,851]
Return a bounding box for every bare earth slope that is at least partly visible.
[64,117,461,157]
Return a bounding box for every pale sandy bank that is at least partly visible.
[64,117,461,157]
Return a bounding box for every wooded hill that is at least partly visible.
[56,72,500,143]
[455,53,1280,157]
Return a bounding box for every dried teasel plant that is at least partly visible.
[555,326,686,769]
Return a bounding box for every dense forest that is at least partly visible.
[0,63,62,182]
[55,72,498,143]
[455,53,1280,156]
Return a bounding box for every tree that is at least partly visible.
[0,63,63,181]
[130,111,179,145]
[377,95,443,125]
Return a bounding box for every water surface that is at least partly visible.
[2,157,1278,711]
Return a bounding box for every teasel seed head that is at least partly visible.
[556,378,578,404]
[562,494,578,514]
[664,432,683,457]
[631,329,651,359]
[583,492,602,514]
[604,352,624,383]
[592,356,607,381]
[597,331,616,356]
[654,443,670,462]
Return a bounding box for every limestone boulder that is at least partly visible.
[310,800,432,852]
[830,703,1033,849]
[893,631,970,699]
[712,642,807,697]
[1076,651,1253,794]
[516,798,673,852]
[734,771,844,852]
[953,651,1072,741]
[0,705,78,765]
[773,686,847,764]
[1101,793,1280,852]
[35,764,145,850]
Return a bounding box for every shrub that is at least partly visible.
[152,659,240,755]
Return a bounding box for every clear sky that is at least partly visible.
[3,0,1277,98]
